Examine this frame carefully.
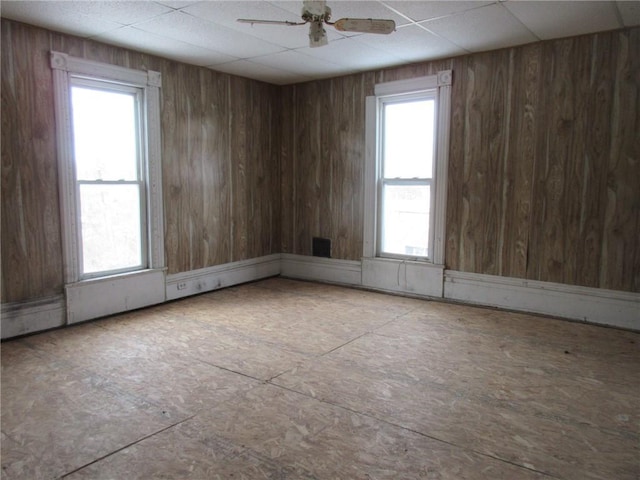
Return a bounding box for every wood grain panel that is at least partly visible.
[230,77,249,261]
[280,89,295,254]
[1,21,63,303]
[293,81,323,256]
[199,69,231,267]
[529,38,574,284]
[600,28,640,291]
[284,74,371,260]
[501,43,540,279]
[457,49,512,276]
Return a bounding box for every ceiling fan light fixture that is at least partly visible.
[237,0,396,48]
[309,20,328,48]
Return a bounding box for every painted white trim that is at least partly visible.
[4,256,637,339]
[66,269,166,324]
[444,271,640,330]
[362,257,444,298]
[432,73,452,265]
[374,71,451,97]
[166,254,281,301]
[51,63,79,283]
[1,296,66,339]
[145,75,165,269]
[280,254,361,286]
[363,95,377,259]
[50,51,157,87]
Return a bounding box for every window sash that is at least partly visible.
[69,80,148,279]
[378,179,432,259]
[76,179,148,279]
[377,92,437,261]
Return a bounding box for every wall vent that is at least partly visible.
[312,237,331,258]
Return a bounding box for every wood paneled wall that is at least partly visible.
[448,29,639,291]
[281,28,639,292]
[2,18,638,305]
[1,19,281,303]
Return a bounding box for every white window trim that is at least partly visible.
[364,70,452,265]
[51,52,165,324]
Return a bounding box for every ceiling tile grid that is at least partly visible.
[1,0,638,85]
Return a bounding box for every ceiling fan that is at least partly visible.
[237,0,396,48]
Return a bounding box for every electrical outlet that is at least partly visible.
[177,282,187,290]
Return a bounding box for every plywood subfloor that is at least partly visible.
[2,278,638,479]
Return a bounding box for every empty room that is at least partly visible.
[1,1,639,479]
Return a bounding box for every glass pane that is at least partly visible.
[381,184,430,257]
[383,99,435,179]
[79,184,142,274]
[71,87,138,181]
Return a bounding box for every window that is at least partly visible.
[379,95,435,258]
[51,51,165,323]
[364,71,452,265]
[70,81,146,277]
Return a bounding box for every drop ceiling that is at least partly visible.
[2,1,639,85]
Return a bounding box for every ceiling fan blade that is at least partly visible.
[237,19,306,26]
[333,18,395,35]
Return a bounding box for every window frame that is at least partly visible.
[50,51,164,285]
[364,70,452,266]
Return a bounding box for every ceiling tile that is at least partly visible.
[616,1,640,27]
[0,1,123,37]
[133,10,286,58]
[327,1,410,27]
[295,36,405,72]
[154,0,200,9]
[93,26,238,66]
[504,1,621,40]
[60,1,173,25]
[183,1,311,48]
[383,1,492,23]
[425,3,539,51]
[212,59,313,84]
[183,1,300,26]
[249,50,343,77]
[354,23,467,62]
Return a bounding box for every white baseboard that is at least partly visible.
[1,295,66,339]
[444,271,640,330]
[166,254,281,301]
[66,268,166,325]
[3,258,637,340]
[362,257,444,298]
[280,254,362,286]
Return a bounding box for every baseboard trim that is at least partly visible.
[66,268,166,325]
[280,254,362,286]
[362,257,444,298]
[3,258,637,339]
[444,270,640,330]
[166,254,281,301]
[1,295,66,339]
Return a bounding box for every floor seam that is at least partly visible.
[266,382,561,479]
[57,415,197,479]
